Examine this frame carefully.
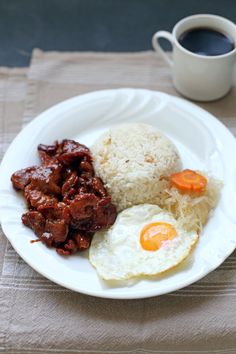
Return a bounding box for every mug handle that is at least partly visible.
[152,31,174,67]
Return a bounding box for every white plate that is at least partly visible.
[0,88,236,299]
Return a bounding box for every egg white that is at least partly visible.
[89,204,198,280]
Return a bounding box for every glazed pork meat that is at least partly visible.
[11,139,117,256]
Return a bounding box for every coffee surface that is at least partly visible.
[178,27,234,56]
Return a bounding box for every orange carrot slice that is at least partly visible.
[170,169,207,193]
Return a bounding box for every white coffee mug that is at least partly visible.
[152,14,236,101]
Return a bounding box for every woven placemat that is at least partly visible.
[0,50,235,354]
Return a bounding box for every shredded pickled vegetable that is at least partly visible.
[159,173,222,232]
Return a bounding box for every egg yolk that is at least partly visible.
[140,222,177,251]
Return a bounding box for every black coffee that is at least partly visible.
[178,27,234,56]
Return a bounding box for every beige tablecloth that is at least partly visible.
[0,49,236,354]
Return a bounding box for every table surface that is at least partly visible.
[2,0,236,67]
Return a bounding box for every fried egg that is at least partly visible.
[89,204,198,281]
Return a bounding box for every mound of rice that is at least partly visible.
[91,123,181,211]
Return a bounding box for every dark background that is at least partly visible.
[1,0,236,67]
